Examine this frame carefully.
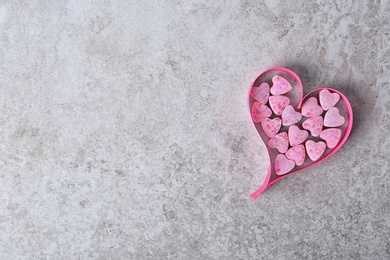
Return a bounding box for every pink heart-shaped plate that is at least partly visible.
[248,67,353,199]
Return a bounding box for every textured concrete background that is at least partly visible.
[0,1,389,259]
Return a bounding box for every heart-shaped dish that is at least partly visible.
[249,68,353,199]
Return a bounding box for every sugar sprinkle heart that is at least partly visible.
[320,128,342,148]
[261,117,282,138]
[301,97,323,117]
[288,125,308,146]
[319,89,340,110]
[269,95,290,115]
[324,107,345,127]
[250,82,270,104]
[305,140,326,161]
[302,116,324,137]
[282,105,302,126]
[251,102,272,123]
[270,75,292,95]
[268,132,289,153]
[286,144,305,166]
[274,154,295,175]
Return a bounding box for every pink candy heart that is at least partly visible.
[251,102,272,123]
[282,105,302,126]
[261,117,282,138]
[274,154,295,176]
[319,89,340,110]
[269,96,290,115]
[286,144,305,166]
[305,140,326,161]
[302,116,324,137]
[320,128,342,148]
[324,107,345,127]
[288,125,308,146]
[268,132,289,153]
[302,97,323,117]
[248,67,353,199]
[270,75,292,95]
[250,82,270,104]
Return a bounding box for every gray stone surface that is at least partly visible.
[0,0,389,259]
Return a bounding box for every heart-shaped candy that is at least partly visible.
[319,89,340,110]
[302,116,323,137]
[250,82,270,104]
[286,144,305,166]
[268,132,289,153]
[251,102,272,123]
[305,140,326,161]
[324,107,345,127]
[274,154,295,175]
[302,97,323,117]
[269,96,290,115]
[248,67,353,199]
[282,105,302,126]
[261,117,282,138]
[320,128,342,148]
[288,125,308,146]
[270,75,292,95]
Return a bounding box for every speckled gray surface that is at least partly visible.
[0,1,389,259]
